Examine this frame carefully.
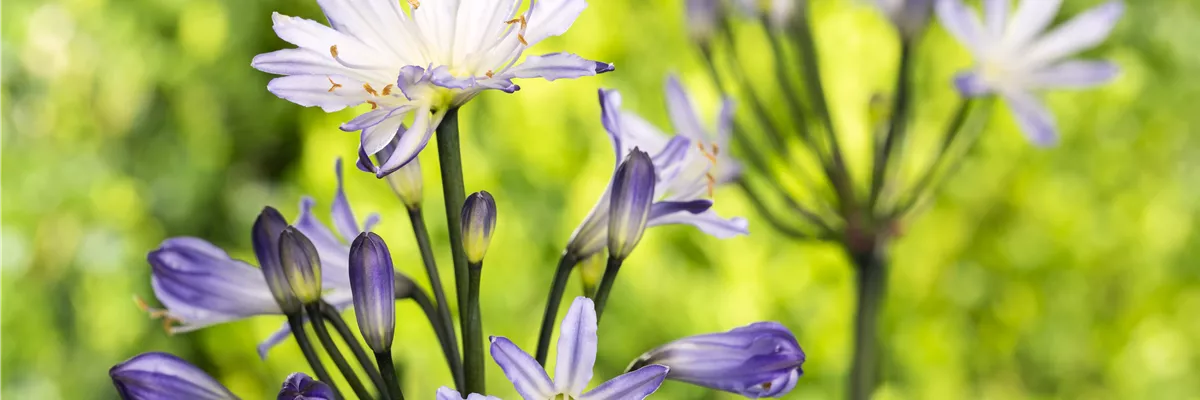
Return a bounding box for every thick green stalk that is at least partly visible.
[406,207,463,389]
[847,242,888,400]
[317,301,388,397]
[591,256,624,321]
[287,314,343,400]
[535,253,579,365]
[376,351,405,400]
[463,263,485,394]
[434,106,470,359]
[305,304,374,400]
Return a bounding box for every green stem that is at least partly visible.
[410,289,463,389]
[305,304,374,400]
[591,256,624,321]
[869,42,914,213]
[287,314,343,400]
[847,242,888,400]
[434,106,470,367]
[893,98,980,217]
[317,301,388,397]
[376,351,405,400]
[793,2,855,210]
[535,253,579,365]
[406,207,463,389]
[463,263,485,395]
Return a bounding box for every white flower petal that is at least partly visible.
[504,52,609,81]
[524,0,588,45]
[1025,60,1119,90]
[1001,89,1058,146]
[1024,1,1124,68]
[935,0,986,56]
[1002,0,1062,50]
[266,74,369,112]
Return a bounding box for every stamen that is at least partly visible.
[485,70,494,78]
[327,76,343,92]
[408,0,420,9]
[363,83,379,96]
[706,173,716,198]
[505,16,529,46]
[366,100,379,110]
[518,34,528,46]
[381,84,394,96]
[711,143,720,157]
[695,141,720,198]
[329,45,339,58]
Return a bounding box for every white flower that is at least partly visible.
[253,0,613,177]
[937,0,1123,145]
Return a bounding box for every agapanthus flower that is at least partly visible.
[565,80,747,258]
[278,373,336,400]
[936,0,1124,145]
[491,296,669,400]
[252,0,615,178]
[628,322,805,398]
[872,0,934,38]
[143,159,381,358]
[110,352,238,400]
[436,387,501,400]
[349,232,398,354]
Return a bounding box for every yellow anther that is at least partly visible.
[363,83,379,96]
[330,45,339,58]
[327,76,343,92]
[485,70,495,78]
[697,141,718,164]
[506,15,529,45]
[408,0,420,9]
[381,84,394,96]
[711,143,720,157]
[366,101,379,110]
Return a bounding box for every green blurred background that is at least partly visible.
[3,0,1199,398]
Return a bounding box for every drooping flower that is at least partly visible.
[278,373,336,400]
[628,322,805,398]
[436,387,501,400]
[936,0,1124,145]
[348,232,397,354]
[872,0,934,38]
[606,149,656,260]
[490,296,669,400]
[461,191,499,264]
[143,158,381,358]
[110,352,238,400]
[252,0,615,178]
[565,80,748,258]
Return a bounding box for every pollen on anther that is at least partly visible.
[363,83,379,96]
[329,45,339,58]
[367,101,379,110]
[408,0,420,9]
[485,70,495,78]
[381,84,394,96]
[327,76,343,92]
[517,34,528,46]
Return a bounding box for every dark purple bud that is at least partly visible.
[461,191,498,264]
[254,207,300,314]
[110,352,237,400]
[349,232,396,353]
[607,148,656,260]
[279,227,322,304]
[278,372,334,400]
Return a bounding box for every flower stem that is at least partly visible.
[375,351,405,400]
[463,262,485,395]
[407,207,464,389]
[591,256,624,321]
[434,106,471,375]
[847,243,888,400]
[870,41,914,213]
[317,301,388,397]
[410,288,463,389]
[305,303,374,400]
[534,253,578,365]
[792,1,855,210]
[287,314,343,400]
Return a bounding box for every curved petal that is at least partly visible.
[554,297,598,396]
[270,12,390,71]
[148,238,281,333]
[505,53,613,81]
[579,364,668,400]
[1000,89,1058,146]
[648,209,749,238]
[490,336,555,399]
[1025,60,1119,90]
[361,115,406,158]
[983,0,1007,37]
[330,158,359,242]
[1002,0,1063,49]
[935,0,986,55]
[267,75,370,113]
[1024,1,1124,67]
[340,105,413,132]
[524,0,588,45]
[110,352,236,400]
[257,322,294,360]
[252,48,378,83]
[375,107,437,177]
[665,76,708,141]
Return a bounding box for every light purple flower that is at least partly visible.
[278,373,335,400]
[436,387,501,400]
[629,322,805,398]
[490,296,669,400]
[144,158,380,358]
[252,0,614,178]
[872,0,934,37]
[936,0,1124,145]
[565,80,747,258]
[110,352,238,400]
[349,232,397,353]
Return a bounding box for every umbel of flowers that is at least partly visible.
[119,0,804,399]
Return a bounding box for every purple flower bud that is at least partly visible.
[607,149,656,260]
[254,207,301,314]
[110,352,237,400]
[461,191,498,264]
[349,232,396,353]
[278,372,334,400]
[279,227,322,304]
[629,322,805,398]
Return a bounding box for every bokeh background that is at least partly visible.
[3,0,1199,398]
